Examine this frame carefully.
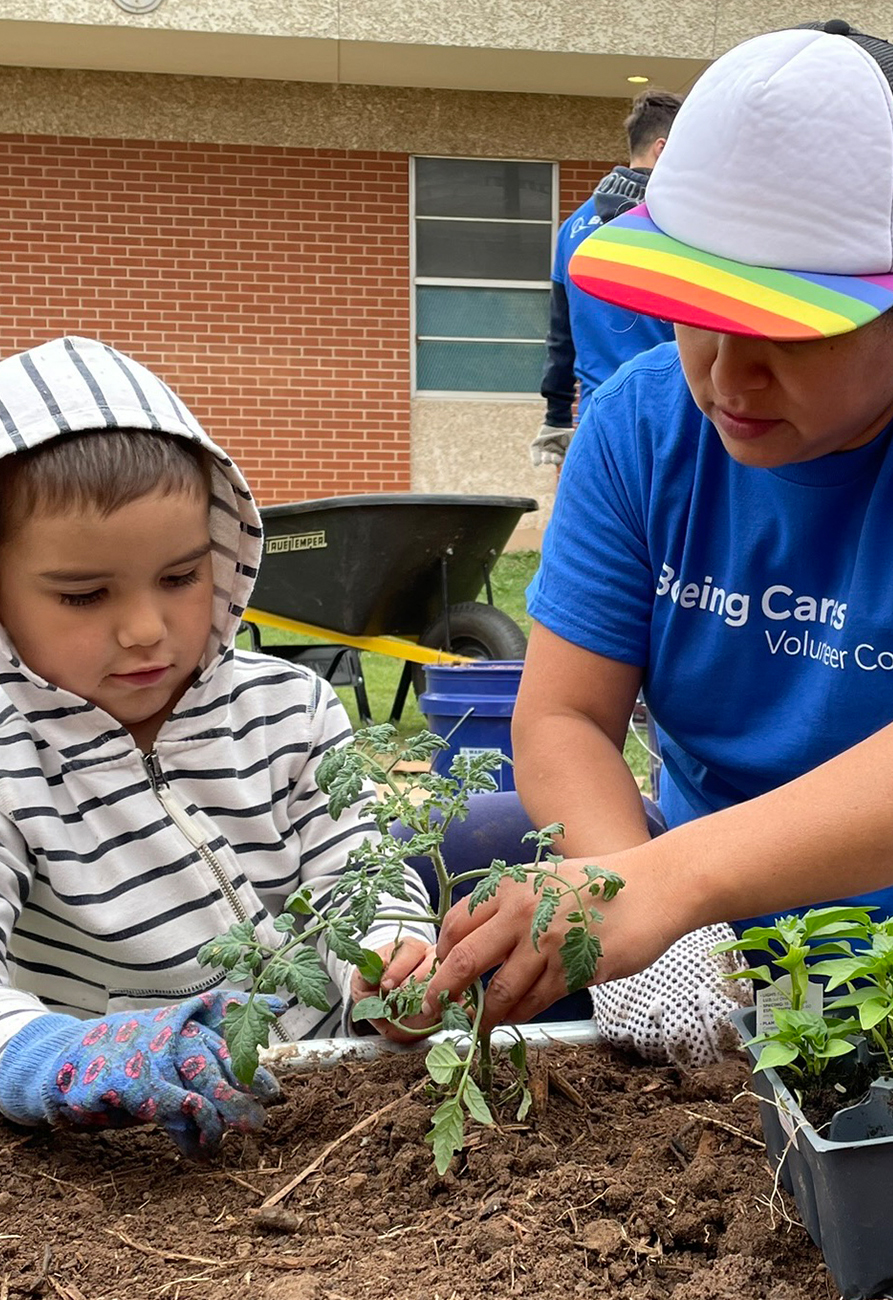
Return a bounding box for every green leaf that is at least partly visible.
[467,864,506,912]
[285,888,314,916]
[463,1077,494,1125]
[398,730,450,762]
[753,1041,800,1072]
[509,1040,527,1073]
[279,946,331,1013]
[583,867,625,901]
[426,1096,465,1175]
[273,913,296,933]
[426,1040,463,1084]
[355,949,386,986]
[324,918,365,968]
[530,888,559,951]
[860,998,893,1031]
[196,920,257,972]
[820,1038,857,1059]
[827,986,882,1010]
[560,927,601,991]
[808,957,870,987]
[325,763,365,821]
[223,996,277,1085]
[522,824,563,849]
[441,1001,472,1033]
[516,1086,533,1121]
[352,994,387,1022]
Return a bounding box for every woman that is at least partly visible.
[424,21,893,1061]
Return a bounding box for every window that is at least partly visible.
[412,157,556,396]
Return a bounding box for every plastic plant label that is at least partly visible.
[755,976,824,1037]
[776,1093,800,1151]
[459,747,507,760]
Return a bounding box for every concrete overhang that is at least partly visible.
[0,16,707,97]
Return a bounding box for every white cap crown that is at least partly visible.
[647,28,893,275]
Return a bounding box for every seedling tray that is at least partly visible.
[733,1006,893,1299]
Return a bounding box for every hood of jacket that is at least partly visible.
[593,165,652,225]
[0,335,263,756]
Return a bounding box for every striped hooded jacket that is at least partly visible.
[0,335,433,1055]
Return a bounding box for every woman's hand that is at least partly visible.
[423,846,691,1031]
[350,938,439,1042]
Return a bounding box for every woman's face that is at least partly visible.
[675,315,893,467]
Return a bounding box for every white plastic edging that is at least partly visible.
[260,1019,602,1074]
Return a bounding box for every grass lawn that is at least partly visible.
[242,549,652,789]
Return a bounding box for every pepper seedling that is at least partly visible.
[198,723,624,1173]
[714,905,875,1081]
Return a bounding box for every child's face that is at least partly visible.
[0,488,214,749]
[675,316,893,468]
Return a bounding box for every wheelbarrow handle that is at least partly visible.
[242,608,475,667]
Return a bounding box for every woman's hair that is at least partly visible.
[0,430,212,546]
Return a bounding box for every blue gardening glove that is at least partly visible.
[0,991,284,1160]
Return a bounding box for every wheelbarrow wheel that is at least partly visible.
[411,601,528,698]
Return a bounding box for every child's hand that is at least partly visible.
[350,939,439,1043]
[0,991,284,1160]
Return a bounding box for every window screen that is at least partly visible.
[413,157,555,394]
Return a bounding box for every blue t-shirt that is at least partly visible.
[554,197,674,420]
[528,342,893,929]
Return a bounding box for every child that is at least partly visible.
[0,335,434,1158]
[426,20,893,1057]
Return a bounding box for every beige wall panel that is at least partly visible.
[0,66,629,158]
[411,400,555,550]
[4,0,712,56]
[714,3,893,51]
[0,2,336,38]
[343,0,714,59]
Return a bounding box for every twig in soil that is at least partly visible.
[1,1275,9,1300]
[105,1230,232,1269]
[0,1136,34,1155]
[225,1172,265,1197]
[681,1109,764,1148]
[108,1228,333,1279]
[38,1244,53,1282]
[376,1224,424,1240]
[261,1080,426,1209]
[37,1171,87,1194]
[547,1068,585,1108]
[47,1278,89,1300]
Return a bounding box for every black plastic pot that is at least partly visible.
[732,1006,893,1299]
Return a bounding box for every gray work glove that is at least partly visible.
[589,925,753,1068]
[529,423,573,468]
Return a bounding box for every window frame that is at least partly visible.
[410,155,559,401]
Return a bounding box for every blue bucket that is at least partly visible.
[419,660,524,791]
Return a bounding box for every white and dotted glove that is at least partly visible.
[589,925,753,1068]
[530,423,574,468]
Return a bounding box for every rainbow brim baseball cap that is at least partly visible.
[569,23,893,341]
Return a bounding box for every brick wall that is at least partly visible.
[0,138,612,505]
[0,136,412,503]
[558,161,615,222]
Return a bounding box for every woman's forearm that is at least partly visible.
[652,722,893,933]
[513,708,652,856]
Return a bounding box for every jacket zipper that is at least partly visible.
[144,750,289,1042]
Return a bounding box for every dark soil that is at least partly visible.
[0,1043,835,1300]
[777,1052,877,1132]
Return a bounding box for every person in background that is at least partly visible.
[530,88,683,469]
